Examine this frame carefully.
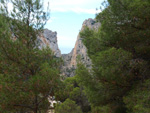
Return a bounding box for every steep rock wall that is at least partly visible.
[38,29,61,57]
[62,18,101,77]
[37,19,100,77]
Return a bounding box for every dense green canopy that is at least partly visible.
[76,0,150,112]
[0,0,62,112]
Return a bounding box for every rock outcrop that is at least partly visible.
[38,29,61,57]
[37,19,100,77]
[62,18,101,77]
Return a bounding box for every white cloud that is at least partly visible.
[51,7,101,14]
[49,0,100,6]
[44,0,102,14]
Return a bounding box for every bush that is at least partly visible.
[55,99,82,113]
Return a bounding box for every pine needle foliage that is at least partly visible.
[0,0,62,113]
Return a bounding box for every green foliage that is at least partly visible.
[77,0,150,112]
[55,76,90,112]
[124,79,150,113]
[80,27,103,58]
[55,99,82,113]
[10,0,50,30]
[0,0,61,112]
[0,47,61,112]
[96,0,150,60]
[76,48,135,106]
[55,76,77,102]
[90,105,112,113]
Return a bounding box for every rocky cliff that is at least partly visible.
[62,18,101,77]
[38,19,100,77]
[38,29,61,57]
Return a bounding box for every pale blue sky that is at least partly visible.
[44,0,104,54]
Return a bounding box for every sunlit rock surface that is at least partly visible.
[38,19,100,77]
[38,29,61,57]
[61,18,101,77]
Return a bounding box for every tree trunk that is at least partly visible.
[34,95,38,113]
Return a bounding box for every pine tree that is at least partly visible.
[0,0,62,112]
[77,0,150,112]
[55,99,82,113]
[55,76,91,112]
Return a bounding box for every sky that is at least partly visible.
[44,0,104,54]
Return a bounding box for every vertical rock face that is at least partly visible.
[38,29,61,57]
[61,49,75,77]
[37,19,100,77]
[62,18,101,77]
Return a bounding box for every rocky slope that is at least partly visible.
[62,18,101,77]
[38,29,61,57]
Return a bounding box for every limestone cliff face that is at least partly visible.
[62,18,101,77]
[38,29,61,57]
[37,19,100,77]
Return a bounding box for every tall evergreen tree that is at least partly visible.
[77,0,150,112]
[0,0,62,112]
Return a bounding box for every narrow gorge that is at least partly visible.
[40,18,100,77]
